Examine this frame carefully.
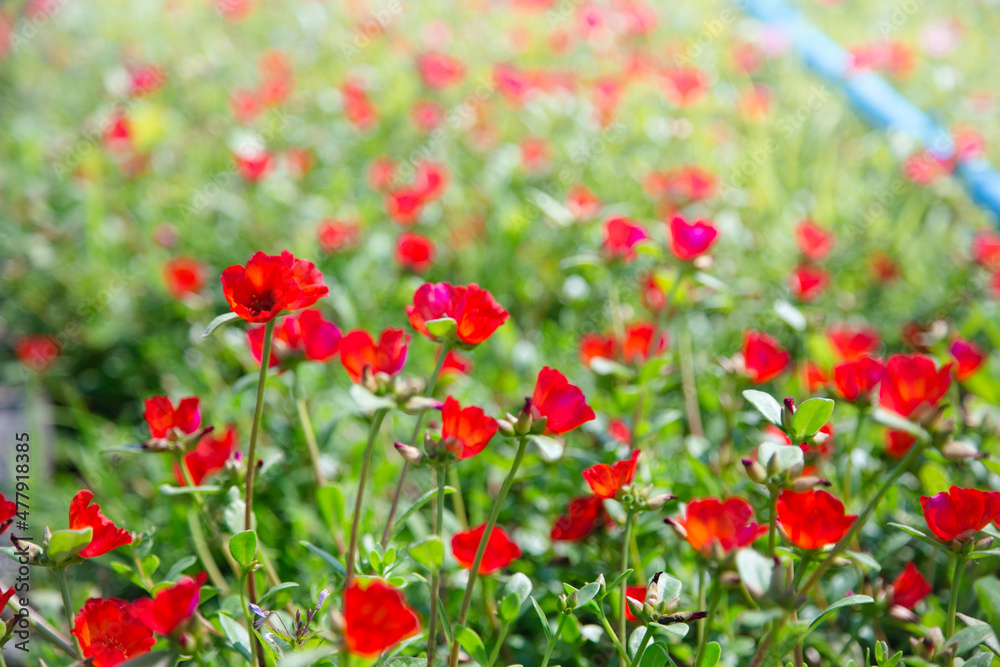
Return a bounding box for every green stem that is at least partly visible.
[768,487,778,557]
[345,409,387,589]
[947,555,966,639]
[381,340,451,549]
[448,436,529,667]
[295,371,327,486]
[487,622,510,667]
[693,570,722,667]
[539,615,569,667]
[678,322,704,438]
[596,605,631,665]
[2,595,76,656]
[427,463,449,667]
[449,465,469,530]
[843,409,867,504]
[186,506,230,595]
[54,568,84,659]
[630,627,654,667]
[618,512,636,644]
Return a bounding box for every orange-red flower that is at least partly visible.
[386,188,424,225]
[531,367,595,434]
[317,219,362,254]
[143,396,201,440]
[221,251,328,323]
[0,493,16,535]
[603,216,649,262]
[14,334,60,372]
[789,265,830,302]
[339,329,410,383]
[69,490,132,558]
[832,356,883,403]
[795,220,835,260]
[550,495,607,541]
[247,309,341,368]
[395,232,436,274]
[667,497,766,556]
[343,579,420,656]
[890,563,932,610]
[342,80,378,130]
[951,339,986,381]
[583,450,641,499]
[451,524,522,574]
[669,216,718,261]
[579,333,617,367]
[440,349,473,377]
[827,324,881,360]
[441,397,498,460]
[579,324,668,368]
[72,598,155,667]
[174,426,237,486]
[132,573,208,635]
[741,331,790,384]
[406,282,509,347]
[163,257,207,299]
[776,489,856,550]
[879,354,952,418]
[920,486,1000,543]
[883,429,917,460]
[566,184,602,220]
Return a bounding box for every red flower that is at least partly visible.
[230,88,261,124]
[661,67,709,106]
[413,162,449,201]
[789,265,830,302]
[342,579,420,656]
[869,252,900,283]
[451,524,522,574]
[583,450,640,499]
[795,221,835,260]
[0,493,16,535]
[776,489,856,550]
[247,309,341,368]
[801,361,829,393]
[386,188,425,225]
[143,396,201,440]
[257,50,294,107]
[440,349,473,377]
[394,233,436,274]
[163,257,207,299]
[72,598,155,667]
[890,563,932,610]
[741,331,790,384]
[174,426,237,486]
[639,273,668,312]
[221,250,329,323]
[14,335,60,372]
[342,80,378,130]
[883,429,916,460]
[284,148,312,178]
[827,324,881,360]
[971,231,1000,271]
[367,157,397,192]
[441,397,498,460]
[622,323,668,363]
[603,217,649,262]
[668,497,767,556]
[411,100,445,133]
[833,356,883,403]
[69,490,132,558]
[550,495,607,541]
[608,419,632,445]
[951,339,986,381]
[624,585,647,622]
[531,367,596,434]
[669,216,718,261]
[317,219,362,254]
[520,136,551,172]
[340,329,410,383]
[417,52,465,89]
[579,333,617,368]
[566,184,601,220]
[406,283,509,346]
[129,64,166,97]
[0,587,14,609]
[234,151,272,182]
[920,486,1000,543]
[132,573,208,635]
[879,354,952,418]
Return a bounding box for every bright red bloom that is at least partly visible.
[406,282,509,346]
[163,257,207,299]
[622,323,668,363]
[879,354,952,418]
[0,493,16,534]
[971,231,1000,271]
[247,309,341,368]
[741,331,790,384]
[890,563,932,610]
[776,489,856,550]
[669,497,767,556]
[661,67,709,106]
[583,450,640,499]
[417,52,465,89]
[14,335,60,372]
[801,361,829,393]
[566,184,601,220]
[789,265,830,302]
[603,217,649,262]
[550,495,607,541]
[343,579,420,656]
[69,490,132,559]
[341,80,378,130]
[234,151,272,182]
[413,161,449,201]
[174,426,237,486]
[624,585,647,622]
[143,396,201,440]
[221,250,329,323]
[129,64,166,97]
[608,419,632,445]
[440,349,473,377]
[828,324,881,360]
[884,429,916,460]
[441,397,498,460]
[669,216,718,261]
[833,356,884,403]
[72,598,155,667]
[394,232,436,274]
[0,587,14,609]
[579,333,617,367]
[451,524,522,574]
[795,221,835,260]
[951,339,986,381]
[531,367,596,434]
[920,486,1000,543]
[339,329,410,383]
[386,188,425,225]
[132,573,208,635]
[317,219,362,254]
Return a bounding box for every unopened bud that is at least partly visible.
[401,395,443,414]
[976,536,995,551]
[530,415,549,435]
[496,419,516,437]
[596,573,606,594]
[394,442,423,465]
[626,596,645,620]
[941,440,985,461]
[781,397,795,432]
[663,517,686,541]
[645,572,663,607]
[792,476,831,492]
[516,398,534,435]
[646,494,676,510]
[765,452,782,476]
[805,430,829,446]
[742,457,767,484]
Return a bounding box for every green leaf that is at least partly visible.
[774,300,807,331]
[500,593,521,623]
[701,641,722,667]
[757,442,804,473]
[918,460,952,495]
[203,311,241,337]
[118,651,180,667]
[223,487,247,535]
[47,527,93,564]
[218,613,253,661]
[743,390,783,426]
[589,357,634,378]
[316,485,345,534]
[530,597,552,641]
[946,625,994,655]
[501,572,532,607]
[887,522,943,550]
[639,642,670,667]
[963,653,994,667]
[349,384,396,412]
[424,317,457,340]
[736,548,773,597]
[300,541,346,577]
[606,569,634,595]
[628,627,648,658]
[573,581,601,609]
[158,484,223,496]
[165,555,199,581]
[762,620,811,667]
[791,398,835,439]
[808,595,874,629]
[391,487,455,539]
[454,625,489,666]
[844,550,881,573]
[870,408,929,440]
[229,530,258,568]
[528,434,563,461]
[277,649,335,667]
[408,536,444,571]
[975,577,1000,639]
[259,582,300,605]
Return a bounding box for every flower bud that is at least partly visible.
[781,397,795,433]
[742,457,767,484]
[765,452,782,476]
[646,494,677,510]
[394,441,423,465]
[976,536,995,551]
[645,572,663,607]
[516,398,534,435]
[940,440,985,461]
[596,573,606,595]
[496,419,516,437]
[657,610,708,625]
[626,596,646,621]
[791,476,831,492]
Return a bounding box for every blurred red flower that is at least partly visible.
[622,323,668,363]
[339,328,410,383]
[550,495,607,541]
[440,349,473,377]
[14,335,60,372]
[257,50,294,107]
[879,354,951,418]
[668,497,767,556]
[531,366,596,434]
[230,88,261,124]
[129,64,166,97]
[452,524,522,574]
[163,257,207,299]
[395,232,436,274]
[565,184,602,220]
[367,157,397,192]
[795,221,835,260]
[669,216,718,261]
[411,100,445,133]
[175,426,237,486]
[832,356,883,403]
[741,331,790,384]
[828,324,881,361]
[890,563,931,610]
[417,52,465,89]
[583,450,640,498]
[920,486,1000,543]
[971,231,1000,271]
[0,493,16,535]
[661,67,709,106]
[608,419,631,445]
[343,579,420,656]
[883,430,916,460]
[247,309,341,368]
[406,282,509,346]
[144,396,201,440]
[234,151,272,182]
[72,598,154,667]
[317,219,362,254]
[639,273,668,312]
[132,573,208,635]
[386,188,425,225]
[441,396,498,460]
[776,489,856,550]
[413,161,449,201]
[603,216,649,262]
[221,250,329,323]
[789,265,830,302]
[342,80,378,130]
[69,490,132,558]
[950,339,986,381]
